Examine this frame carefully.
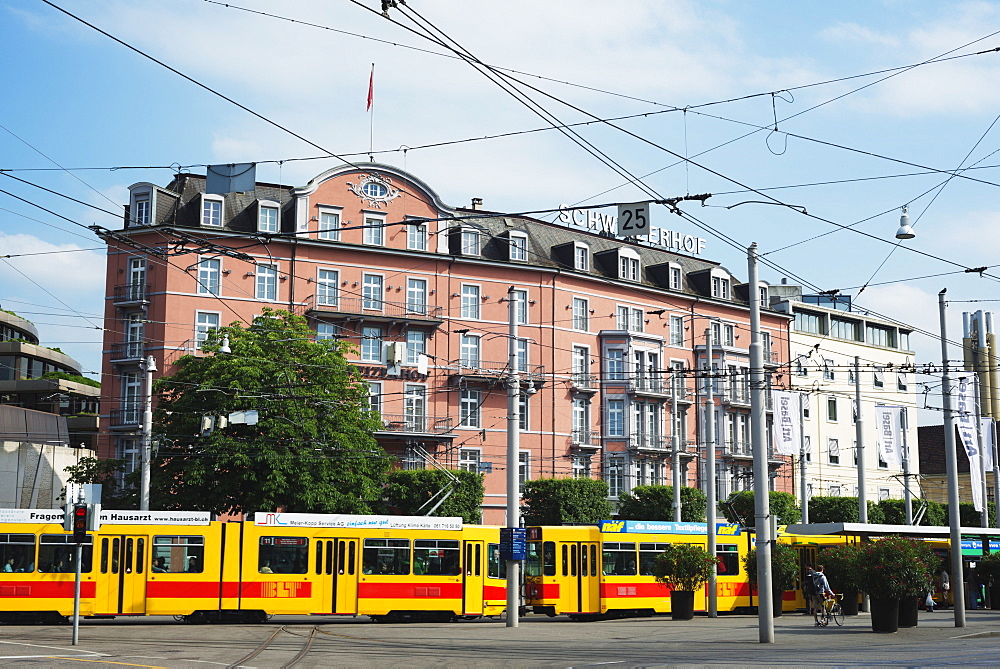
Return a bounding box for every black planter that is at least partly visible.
[870,597,900,633]
[841,589,860,616]
[772,589,784,617]
[671,590,695,620]
[990,584,1000,610]
[898,596,919,628]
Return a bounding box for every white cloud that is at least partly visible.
[820,22,899,47]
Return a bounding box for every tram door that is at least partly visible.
[562,542,600,613]
[95,535,147,615]
[315,538,359,614]
[462,540,485,615]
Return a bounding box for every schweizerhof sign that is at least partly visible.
[557,204,707,256]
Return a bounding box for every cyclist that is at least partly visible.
[811,564,834,626]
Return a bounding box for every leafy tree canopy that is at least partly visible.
[808,496,885,524]
[384,469,484,524]
[63,457,137,509]
[617,485,707,522]
[721,490,800,527]
[521,478,613,526]
[151,309,389,515]
[652,543,717,591]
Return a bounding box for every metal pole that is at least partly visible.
[704,328,717,617]
[799,392,808,523]
[974,374,989,528]
[992,418,1000,530]
[505,287,521,628]
[140,354,156,511]
[940,289,967,626]
[748,243,774,643]
[855,356,868,523]
[672,368,682,522]
[72,543,82,645]
[902,406,912,525]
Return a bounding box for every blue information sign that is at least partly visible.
[500,527,527,561]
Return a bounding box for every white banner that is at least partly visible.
[253,512,462,531]
[770,390,802,456]
[955,378,984,512]
[982,418,996,472]
[875,406,903,470]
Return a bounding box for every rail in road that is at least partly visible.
[227,625,318,669]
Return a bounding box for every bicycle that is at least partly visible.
[816,594,844,627]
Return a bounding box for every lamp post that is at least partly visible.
[139,354,157,511]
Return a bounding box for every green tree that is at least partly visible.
[877,498,946,526]
[721,490,800,527]
[521,478,613,525]
[63,457,137,509]
[808,496,885,524]
[617,485,707,522]
[384,469,484,524]
[945,501,997,527]
[151,309,389,515]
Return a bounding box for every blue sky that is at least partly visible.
[4,0,1000,424]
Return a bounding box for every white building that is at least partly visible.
[771,284,917,509]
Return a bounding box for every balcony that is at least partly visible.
[570,373,599,394]
[108,407,140,429]
[306,295,444,326]
[113,283,149,306]
[628,376,669,397]
[109,340,146,362]
[374,413,453,435]
[571,429,599,450]
[450,360,546,385]
[629,433,669,452]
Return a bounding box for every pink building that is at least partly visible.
[99,164,792,523]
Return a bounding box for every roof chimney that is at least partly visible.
[471,198,483,210]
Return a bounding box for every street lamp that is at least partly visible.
[895,206,915,240]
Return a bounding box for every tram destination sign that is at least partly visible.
[254,512,462,531]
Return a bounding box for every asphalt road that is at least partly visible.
[2,609,1000,668]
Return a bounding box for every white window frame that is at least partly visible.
[407,220,428,251]
[258,200,280,233]
[668,264,682,290]
[723,323,735,347]
[606,348,625,381]
[201,194,224,228]
[195,311,221,348]
[518,451,530,490]
[407,278,428,316]
[130,188,152,227]
[316,322,337,341]
[197,257,220,296]
[511,289,528,325]
[362,274,384,311]
[361,326,383,362]
[460,334,481,368]
[318,206,342,241]
[572,345,589,385]
[618,249,640,282]
[606,399,624,437]
[572,455,591,479]
[363,213,385,246]
[460,389,482,428]
[255,264,278,301]
[711,274,731,299]
[459,448,481,472]
[519,393,530,432]
[606,456,625,498]
[461,227,481,256]
[828,437,840,465]
[574,243,590,271]
[670,315,684,347]
[368,382,382,414]
[515,338,529,372]
[827,396,838,422]
[317,268,339,307]
[405,330,426,365]
[509,233,528,262]
[572,297,589,331]
[461,284,481,319]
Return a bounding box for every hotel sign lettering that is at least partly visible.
[557,204,707,255]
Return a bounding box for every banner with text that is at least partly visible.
[875,406,903,470]
[982,417,996,472]
[770,390,802,456]
[955,378,984,512]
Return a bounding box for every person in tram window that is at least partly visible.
[259,560,273,574]
[186,556,200,573]
[3,558,14,572]
[151,557,167,573]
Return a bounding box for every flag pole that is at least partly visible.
[367,63,375,162]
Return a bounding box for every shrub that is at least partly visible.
[878,499,946,526]
[722,490,800,527]
[744,542,799,591]
[976,551,1000,586]
[617,485,707,522]
[651,543,717,591]
[521,478,613,526]
[818,543,862,592]
[855,536,937,599]
[40,371,102,388]
[808,497,884,524]
[384,469,484,524]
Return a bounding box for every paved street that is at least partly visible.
[1,609,1000,668]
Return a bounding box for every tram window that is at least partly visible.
[0,533,36,573]
[325,541,333,575]
[111,538,120,574]
[717,544,739,575]
[581,544,588,575]
[38,534,94,574]
[136,538,144,574]
[101,538,109,573]
[639,542,670,576]
[414,540,461,576]
[521,542,537,578]
[474,543,481,577]
[257,536,307,574]
[591,545,597,577]
[543,541,555,577]
[153,536,207,574]
[347,541,356,575]
[315,542,322,575]
[561,544,568,577]
[362,538,410,575]
[602,542,637,576]
[570,544,578,577]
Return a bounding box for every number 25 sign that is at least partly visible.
[616,202,650,238]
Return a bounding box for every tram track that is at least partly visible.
[226,625,319,669]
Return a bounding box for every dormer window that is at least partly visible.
[711,275,730,299]
[461,228,481,256]
[574,243,590,271]
[128,185,156,227]
[669,264,682,290]
[258,200,280,233]
[759,285,768,308]
[134,197,150,226]
[509,232,527,262]
[201,194,224,227]
[618,248,640,281]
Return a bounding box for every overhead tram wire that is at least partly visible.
[40,0,363,170]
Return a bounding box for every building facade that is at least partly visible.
[99,164,792,523]
[772,285,918,508]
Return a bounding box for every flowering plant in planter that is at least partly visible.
[651,543,717,591]
[743,543,799,591]
[976,551,1000,586]
[856,536,937,599]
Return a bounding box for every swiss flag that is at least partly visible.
[367,64,374,111]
